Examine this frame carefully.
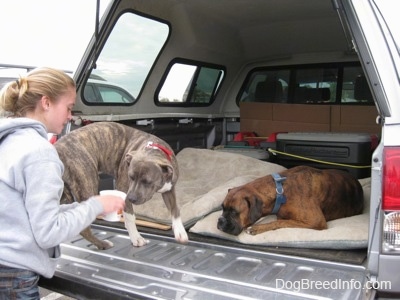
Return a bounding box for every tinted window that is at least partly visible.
[157,61,224,106]
[97,84,135,103]
[342,66,373,103]
[83,12,169,105]
[238,63,373,105]
[239,70,289,103]
[83,84,98,103]
[293,67,337,103]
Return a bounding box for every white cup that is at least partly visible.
[99,190,126,222]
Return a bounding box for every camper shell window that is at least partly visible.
[82,12,169,105]
[156,59,225,106]
[238,63,374,105]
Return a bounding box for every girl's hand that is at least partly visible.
[95,195,125,214]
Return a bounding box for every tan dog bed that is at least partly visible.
[190,177,371,249]
[133,148,286,226]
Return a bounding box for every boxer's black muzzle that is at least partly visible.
[217,214,243,236]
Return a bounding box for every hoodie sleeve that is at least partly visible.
[22,145,104,249]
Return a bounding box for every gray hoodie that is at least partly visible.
[0,118,103,278]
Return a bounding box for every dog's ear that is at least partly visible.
[160,164,174,181]
[247,196,263,224]
[125,153,133,165]
[125,152,138,165]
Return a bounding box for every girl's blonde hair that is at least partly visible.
[0,67,76,117]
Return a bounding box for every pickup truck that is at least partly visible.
[37,0,400,299]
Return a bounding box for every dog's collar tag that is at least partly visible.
[271,173,287,214]
[146,141,173,161]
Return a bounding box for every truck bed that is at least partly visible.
[39,223,372,300]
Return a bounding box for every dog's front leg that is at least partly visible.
[246,217,327,235]
[80,227,114,250]
[123,211,149,247]
[162,189,189,244]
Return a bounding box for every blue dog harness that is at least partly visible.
[271,173,287,214]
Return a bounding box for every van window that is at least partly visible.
[238,70,289,103]
[238,63,373,105]
[293,67,337,103]
[342,66,373,103]
[83,12,169,105]
[157,60,225,106]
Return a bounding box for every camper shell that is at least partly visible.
[34,0,400,299]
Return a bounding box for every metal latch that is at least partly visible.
[136,119,154,126]
[178,118,193,124]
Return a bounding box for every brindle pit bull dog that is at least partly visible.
[55,122,188,249]
[217,165,364,236]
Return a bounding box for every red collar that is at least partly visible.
[145,141,173,162]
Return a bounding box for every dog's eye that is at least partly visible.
[230,209,239,216]
[141,179,150,186]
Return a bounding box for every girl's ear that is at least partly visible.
[40,95,51,111]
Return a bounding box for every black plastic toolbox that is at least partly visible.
[275,132,373,179]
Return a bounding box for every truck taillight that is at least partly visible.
[382,147,400,210]
[383,212,400,250]
[382,147,400,251]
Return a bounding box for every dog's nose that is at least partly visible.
[127,196,139,204]
[217,217,227,230]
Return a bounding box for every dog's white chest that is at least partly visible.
[158,182,173,193]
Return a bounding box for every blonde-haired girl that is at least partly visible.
[0,67,124,299]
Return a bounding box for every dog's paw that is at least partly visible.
[174,229,189,244]
[245,227,257,235]
[172,217,189,244]
[131,236,150,247]
[96,239,114,250]
[123,212,149,247]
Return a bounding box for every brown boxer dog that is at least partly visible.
[55,121,188,249]
[217,165,364,235]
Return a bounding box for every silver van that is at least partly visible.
[39,0,400,299]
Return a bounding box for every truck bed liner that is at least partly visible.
[40,224,371,300]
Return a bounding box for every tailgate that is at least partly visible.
[39,225,373,300]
